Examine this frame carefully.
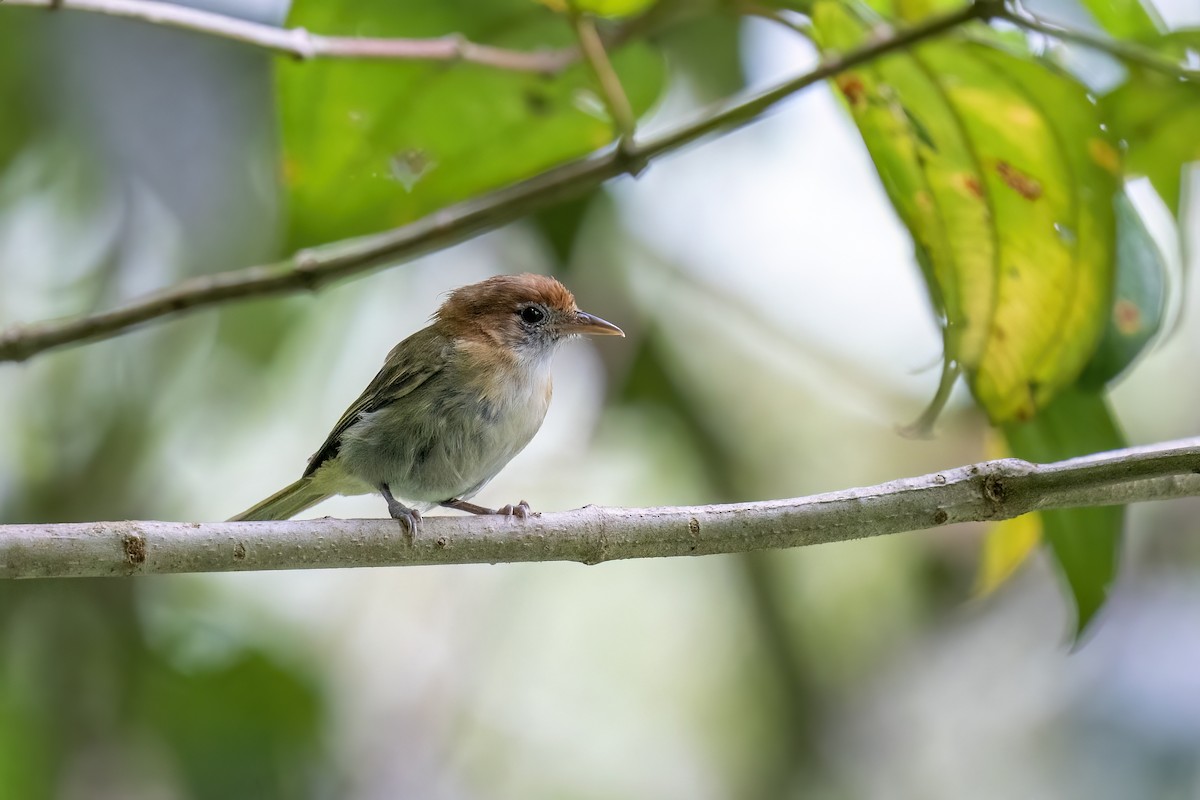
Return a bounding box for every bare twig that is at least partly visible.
[2,437,1197,579]
[999,8,1197,81]
[737,2,812,37]
[3,0,578,72]
[0,1,994,363]
[570,9,639,155]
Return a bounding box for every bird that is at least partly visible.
[230,273,624,529]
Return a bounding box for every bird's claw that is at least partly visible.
[388,503,421,537]
[496,500,532,520]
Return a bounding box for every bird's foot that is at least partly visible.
[388,502,421,535]
[380,484,421,539]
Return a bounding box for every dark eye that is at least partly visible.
[519,305,546,325]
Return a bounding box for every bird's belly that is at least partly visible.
[336,387,547,505]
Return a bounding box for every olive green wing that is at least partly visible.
[303,330,450,478]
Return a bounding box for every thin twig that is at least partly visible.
[2,437,1197,579]
[3,0,578,72]
[999,8,1197,81]
[0,1,995,364]
[570,9,639,156]
[738,2,812,37]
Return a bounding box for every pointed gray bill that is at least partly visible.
[570,311,625,337]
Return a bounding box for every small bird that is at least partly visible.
[231,273,624,528]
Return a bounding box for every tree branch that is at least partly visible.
[999,8,1197,81]
[570,9,638,156]
[2,437,1197,579]
[736,2,812,37]
[0,1,995,363]
[4,0,579,72]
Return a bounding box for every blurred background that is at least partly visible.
[1,0,1199,797]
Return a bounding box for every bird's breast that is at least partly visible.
[337,358,553,504]
[469,364,552,460]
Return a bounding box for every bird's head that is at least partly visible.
[436,273,623,362]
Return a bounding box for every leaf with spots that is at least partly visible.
[812,3,1119,424]
[277,0,664,248]
[817,8,997,381]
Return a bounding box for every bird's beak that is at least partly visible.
[569,310,625,337]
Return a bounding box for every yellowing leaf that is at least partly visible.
[976,512,1042,596]
[812,3,1117,424]
[966,49,1117,423]
[974,428,1041,595]
[817,9,995,374]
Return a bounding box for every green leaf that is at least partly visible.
[813,5,994,372]
[1003,386,1125,636]
[812,3,1119,424]
[1104,72,1200,218]
[1078,191,1167,386]
[278,0,664,248]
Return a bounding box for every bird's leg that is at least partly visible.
[440,499,494,515]
[440,498,532,520]
[379,484,421,536]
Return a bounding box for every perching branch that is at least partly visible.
[4,0,579,72]
[0,1,995,363]
[2,437,1198,579]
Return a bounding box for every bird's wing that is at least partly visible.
[303,330,451,478]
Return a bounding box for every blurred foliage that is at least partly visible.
[1105,66,1200,219]
[0,581,327,799]
[650,6,745,101]
[278,0,665,247]
[0,14,39,168]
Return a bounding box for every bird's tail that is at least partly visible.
[229,478,331,521]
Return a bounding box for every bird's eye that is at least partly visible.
[519,305,546,325]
